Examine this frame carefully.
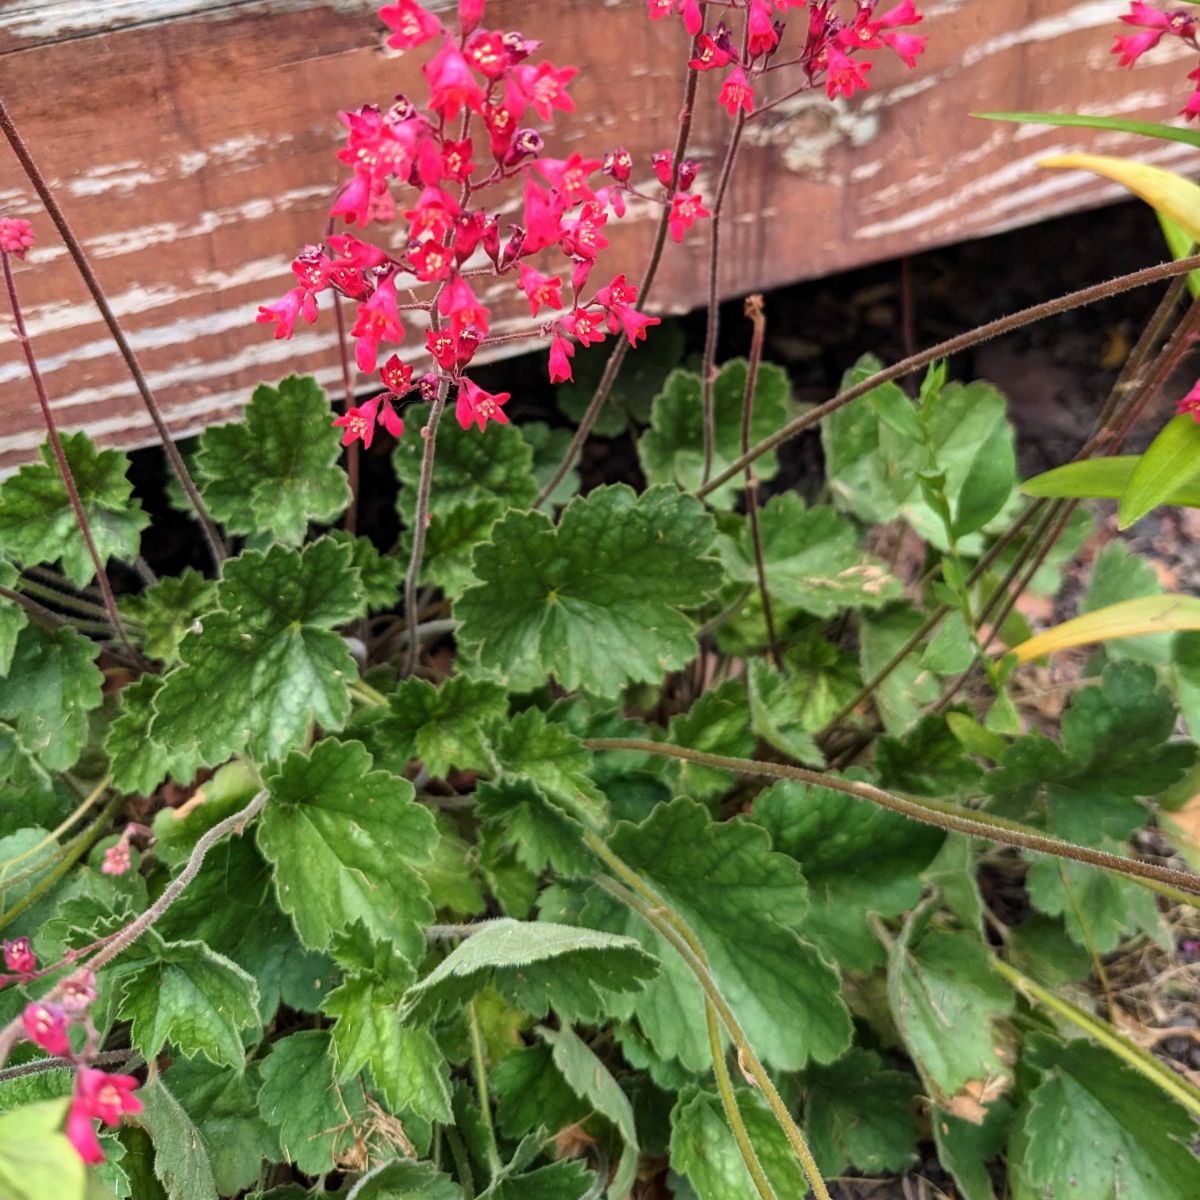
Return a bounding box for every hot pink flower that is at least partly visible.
[23,1002,70,1056]
[690,32,733,71]
[334,396,384,448]
[438,273,490,337]
[67,1068,142,1165]
[60,969,97,1015]
[256,287,318,339]
[680,0,703,35]
[441,137,475,181]
[351,275,405,373]
[459,0,486,36]
[748,0,779,56]
[1113,1,1195,65]
[101,839,131,876]
[548,331,575,382]
[512,61,578,122]
[0,218,35,259]
[668,192,710,242]
[522,180,566,254]
[535,153,601,208]
[1185,67,1200,118]
[408,240,453,282]
[404,186,461,243]
[424,38,487,119]
[561,306,607,347]
[1179,379,1200,421]
[719,67,755,116]
[3,938,34,975]
[380,354,414,395]
[455,377,511,430]
[328,233,390,269]
[379,0,442,50]
[518,265,564,316]
[825,46,872,98]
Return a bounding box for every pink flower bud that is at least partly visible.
[60,970,97,1015]
[3,938,35,975]
[0,218,34,260]
[22,1002,71,1057]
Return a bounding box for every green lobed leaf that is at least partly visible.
[638,360,795,508]
[802,1048,920,1178]
[118,932,262,1067]
[401,919,658,1025]
[1081,541,1166,664]
[152,536,362,770]
[657,679,755,802]
[257,738,436,958]
[539,1023,639,1199]
[121,569,218,664]
[721,492,901,618]
[934,1096,1013,1200]
[349,1158,464,1199]
[373,674,508,779]
[753,776,943,971]
[195,375,350,543]
[257,1029,368,1176]
[0,433,148,587]
[746,659,824,765]
[130,1075,219,1200]
[860,604,940,734]
[326,530,405,611]
[394,405,536,522]
[491,1043,589,1142]
[165,1058,278,1196]
[475,779,595,878]
[887,916,1014,1110]
[455,484,723,697]
[1008,1037,1200,1200]
[585,797,852,1072]
[407,498,505,601]
[0,1098,86,1200]
[105,676,197,795]
[1119,413,1200,528]
[0,563,26,678]
[0,621,102,771]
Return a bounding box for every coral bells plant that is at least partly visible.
[8,0,1200,1197]
[1112,1,1200,116]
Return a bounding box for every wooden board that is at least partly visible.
[0,0,1195,471]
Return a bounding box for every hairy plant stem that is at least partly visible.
[402,386,449,677]
[0,788,268,1068]
[739,295,780,667]
[0,96,225,571]
[332,293,361,536]
[584,740,1200,896]
[0,1048,141,1086]
[992,957,1200,1117]
[2,253,142,666]
[695,254,1200,500]
[467,999,502,1179]
[532,25,707,510]
[700,86,748,486]
[591,872,830,1200]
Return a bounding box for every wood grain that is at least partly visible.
[0,0,1194,471]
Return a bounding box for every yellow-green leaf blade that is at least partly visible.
[1118,413,1200,528]
[1012,595,1200,663]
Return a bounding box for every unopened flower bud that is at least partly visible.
[61,969,96,1015]
[3,938,34,975]
[603,147,633,183]
[0,218,35,260]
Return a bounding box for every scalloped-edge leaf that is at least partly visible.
[1118,413,1200,528]
[976,110,1200,149]
[1012,595,1200,663]
[1023,456,1200,506]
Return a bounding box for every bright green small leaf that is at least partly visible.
[0,1099,85,1200]
[258,738,436,958]
[257,1030,368,1176]
[1009,1037,1200,1200]
[401,919,657,1025]
[867,379,925,441]
[0,433,148,587]
[1158,209,1200,298]
[638,361,795,508]
[455,485,722,697]
[1022,457,1177,502]
[0,622,102,771]
[118,934,261,1066]
[920,612,975,676]
[152,537,362,770]
[195,375,350,544]
[955,418,1017,537]
[1119,413,1200,528]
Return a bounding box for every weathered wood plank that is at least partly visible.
[0,0,1193,470]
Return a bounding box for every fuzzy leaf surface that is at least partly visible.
[0,433,148,586]
[122,569,218,664]
[152,537,361,769]
[257,738,436,958]
[131,1075,218,1200]
[195,375,349,543]
[455,485,722,696]
[586,797,851,1072]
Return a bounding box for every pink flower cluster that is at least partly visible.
[4,939,140,1165]
[1112,2,1200,118]
[651,0,926,112]
[258,0,684,446]
[1177,378,1200,422]
[0,218,34,260]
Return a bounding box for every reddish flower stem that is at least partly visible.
[0,95,226,572]
[533,8,709,510]
[332,293,360,536]
[1,253,141,666]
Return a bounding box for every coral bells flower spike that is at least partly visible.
[455,377,510,431]
[67,1069,143,1165]
[334,397,384,448]
[825,46,873,99]
[548,331,575,383]
[3,938,35,975]
[1112,1,1194,65]
[512,61,578,122]
[668,192,710,242]
[424,38,487,118]
[690,32,733,71]
[748,0,780,56]
[102,839,132,876]
[518,265,564,317]
[0,218,34,259]
[719,67,755,116]
[23,1002,71,1056]
[379,0,442,50]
